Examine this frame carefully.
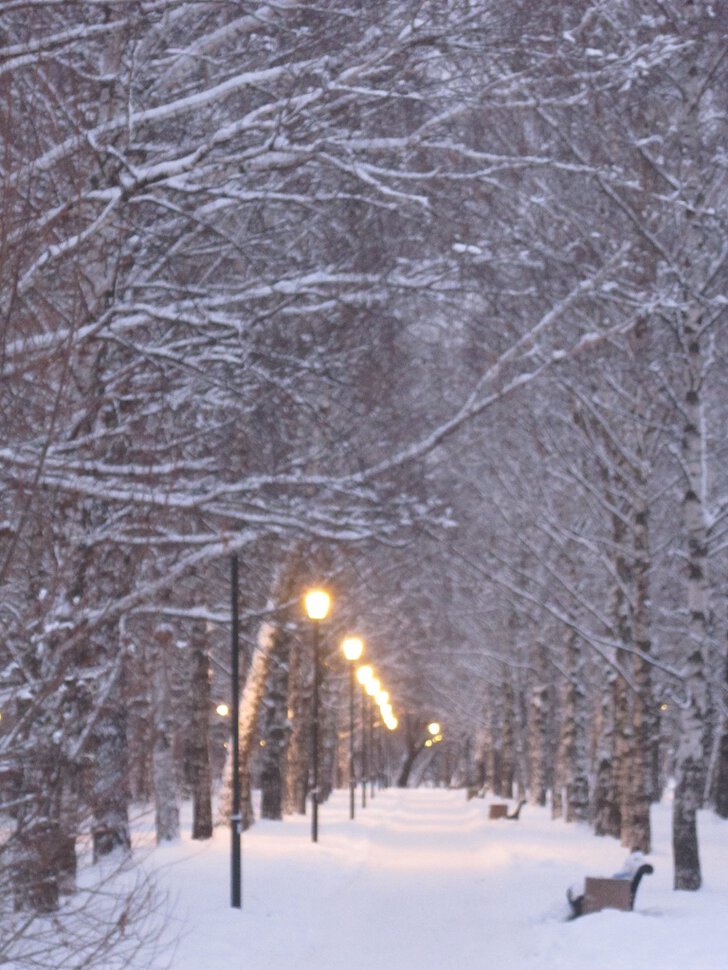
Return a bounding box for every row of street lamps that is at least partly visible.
[304,588,399,841]
[227,570,436,908]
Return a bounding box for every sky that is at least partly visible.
[124,786,728,970]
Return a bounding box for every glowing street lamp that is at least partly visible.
[365,677,381,697]
[357,664,374,687]
[341,637,364,820]
[304,588,331,843]
[305,589,331,621]
[424,722,443,748]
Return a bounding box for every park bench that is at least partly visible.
[567,862,654,918]
[488,799,526,820]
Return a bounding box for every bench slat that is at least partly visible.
[583,877,632,914]
[488,804,508,819]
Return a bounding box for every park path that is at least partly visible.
[233,787,572,970]
[149,787,686,970]
[280,788,531,970]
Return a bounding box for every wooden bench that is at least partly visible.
[567,864,654,918]
[583,877,632,914]
[488,800,526,820]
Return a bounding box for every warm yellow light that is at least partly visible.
[357,664,374,686]
[376,690,389,706]
[384,714,398,731]
[304,588,331,620]
[216,703,230,717]
[365,677,381,697]
[434,734,443,743]
[660,703,668,711]
[425,739,433,747]
[380,702,393,720]
[428,721,440,736]
[342,636,364,662]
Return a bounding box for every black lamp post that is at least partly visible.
[304,589,331,843]
[341,637,364,820]
[230,553,242,909]
[356,664,373,808]
[364,674,380,799]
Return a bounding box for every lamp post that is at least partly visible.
[304,588,331,843]
[230,553,242,909]
[342,637,364,820]
[356,664,373,808]
[365,677,380,797]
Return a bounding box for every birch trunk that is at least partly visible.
[621,488,652,853]
[260,627,292,820]
[218,619,276,829]
[90,618,131,862]
[592,670,621,837]
[500,679,516,800]
[188,620,213,840]
[528,682,549,806]
[673,313,710,890]
[556,630,590,823]
[713,650,728,817]
[284,633,310,813]
[152,624,179,843]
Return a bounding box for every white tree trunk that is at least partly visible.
[152,624,179,843]
[218,620,276,826]
[673,314,710,890]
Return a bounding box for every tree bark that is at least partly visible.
[284,632,310,814]
[260,627,292,820]
[593,671,621,838]
[673,314,710,890]
[557,630,590,823]
[152,624,180,843]
[188,620,213,840]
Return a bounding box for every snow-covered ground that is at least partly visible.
[142,788,728,970]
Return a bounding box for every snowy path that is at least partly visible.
[147,788,728,970]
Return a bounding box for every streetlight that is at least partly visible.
[424,723,443,748]
[341,637,364,820]
[357,664,374,687]
[364,678,380,797]
[356,665,373,807]
[365,677,381,698]
[230,553,242,909]
[304,588,331,843]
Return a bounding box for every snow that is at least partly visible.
[135,788,728,970]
